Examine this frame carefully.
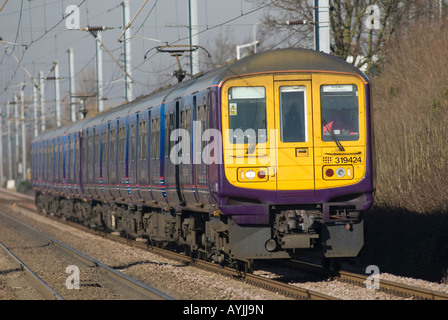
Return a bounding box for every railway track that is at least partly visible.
[337,269,448,300]
[49,216,339,300]
[286,259,448,300]
[2,188,447,300]
[0,240,64,300]
[0,210,174,300]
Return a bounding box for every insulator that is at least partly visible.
[286,20,308,25]
[87,26,106,32]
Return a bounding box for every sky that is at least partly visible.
[0,0,270,122]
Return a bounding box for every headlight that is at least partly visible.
[336,167,346,178]
[245,170,256,180]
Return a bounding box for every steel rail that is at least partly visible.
[0,211,174,300]
[0,241,64,300]
[338,270,448,300]
[288,259,448,300]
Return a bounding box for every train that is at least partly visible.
[31,48,375,271]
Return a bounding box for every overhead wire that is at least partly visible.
[0,0,87,99]
[170,0,279,45]
[2,0,278,103]
[135,0,279,76]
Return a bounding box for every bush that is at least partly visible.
[372,22,448,212]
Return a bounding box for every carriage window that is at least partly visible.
[95,133,100,165]
[280,86,307,143]
[130,123,136,161]
[119,126,126,162]
[139,120,147,160]
[70,139,74,177]
[151,117,160,159]
[102,131,107,164]
[82,136,87,164]
[88,135,93,164]
[110,129,116,162]
[228,87,266,144]
[165,113,174,156]
[321,85,359,142]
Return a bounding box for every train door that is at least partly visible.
[274,78,315,198]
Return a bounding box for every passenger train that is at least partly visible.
[31,48,375,270]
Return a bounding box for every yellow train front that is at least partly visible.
[215,49,375,262]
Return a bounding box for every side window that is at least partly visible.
[88,134,93,165]
[102,130,107,165]
[139,120,147,160]
[130,122,136,161]
[82,136,87,165]
[165,112,174,156]
[119,126,126,162]
[151,117,160,159]
[200,103,208,152]
[110,129,116,163]
[95,133,100,165]
[64,139,68,179]
[70,138,74,179]
[51,144,55,179]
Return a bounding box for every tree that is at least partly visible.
[252,0,444,75]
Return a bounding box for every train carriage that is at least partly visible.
[32,48,375,269]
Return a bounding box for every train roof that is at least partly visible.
[213,47,369,84]
[32,48,368,142]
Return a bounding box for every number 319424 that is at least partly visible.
[335,156,362,164]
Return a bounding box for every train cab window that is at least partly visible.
[279,86,307,143]
[228,87,266,144]
[321,85,359,142]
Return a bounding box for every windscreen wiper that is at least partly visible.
[322,119,345,152]
[246,119,267,155]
